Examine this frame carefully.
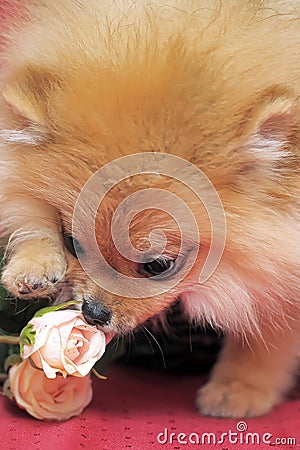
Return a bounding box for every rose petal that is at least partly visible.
[9,360,93,421]
[21,310,106,379]
[23,310,83,357]
[39,328,64,370]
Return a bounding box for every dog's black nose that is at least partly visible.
[82,299,112,326]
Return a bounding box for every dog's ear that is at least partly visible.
[241,86,298,156]
[234,87,299,181]
[1,66,62,143]
[246,86,297,136]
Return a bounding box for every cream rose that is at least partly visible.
[9,359,93,421]
[21,310,106,378]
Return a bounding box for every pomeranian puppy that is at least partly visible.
[0,0,299,418]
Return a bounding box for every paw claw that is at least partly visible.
[1,252,67,298]
[30,283,40,290]
[18,287,32,295]
[50,278,59,284]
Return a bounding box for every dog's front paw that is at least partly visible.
[2,246,67,298]
[196,380,276,418]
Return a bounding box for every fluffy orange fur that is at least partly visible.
[0,0,299,418]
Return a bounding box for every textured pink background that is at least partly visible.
[1,365,300,450]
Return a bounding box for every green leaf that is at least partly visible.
[4,353,22,373]
[33,300,81,318]
[19,323,36,355]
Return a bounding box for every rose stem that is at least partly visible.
[91,368,107,380]
[0,336,19,345]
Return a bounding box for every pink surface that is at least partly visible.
[1,364,300,450]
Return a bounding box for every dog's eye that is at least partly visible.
[63,233,84,258]
[142,256,175,277]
